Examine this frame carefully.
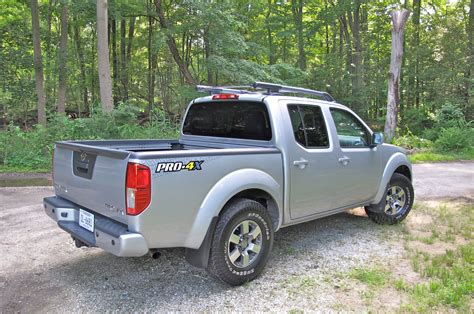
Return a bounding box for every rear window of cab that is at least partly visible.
[182,101,272,141]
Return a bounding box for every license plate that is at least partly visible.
[79,209,94,232]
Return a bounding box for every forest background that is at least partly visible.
[0,0,473,172]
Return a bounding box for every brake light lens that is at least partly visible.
[212,93,239,100]
[126,162,151,216]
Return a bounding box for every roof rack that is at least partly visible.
[252,82,335,102]
[196,82,335,102]
[196,85,256,95]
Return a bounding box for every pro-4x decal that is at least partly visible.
[156,160,204,173]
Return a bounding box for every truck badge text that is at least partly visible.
[156,161,204,173]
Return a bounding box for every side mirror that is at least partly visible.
[370,132,384,148]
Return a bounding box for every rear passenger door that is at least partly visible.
[286,103,340,219]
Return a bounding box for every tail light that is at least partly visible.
[212,93,239,100]
[126,162,151,216]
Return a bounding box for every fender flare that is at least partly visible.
[184,168,282,268]
[372,152,412,204]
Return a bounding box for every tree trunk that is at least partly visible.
[409,0,421,108]
[30,0,46,125]
[126,17,135,96]
[292,0,306,70]
[120,19,128,100]
[384,9,410,142]
[155,0,196,85]
[111,19,119,103]
[266,0,275,65]
[96,0,114,112]
[57,3,68,114]
[45,0,54,105]
[147,15,156,116]
[203,26,213,85]
[466,0,473,118]
[347,1,363,112]
[74,22,88,114]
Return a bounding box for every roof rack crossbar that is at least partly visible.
[196,82,335,102]
[252,82,335,102]
[196,85,256,95]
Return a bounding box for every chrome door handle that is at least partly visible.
[293,159,309,169]
[338,156,350,165]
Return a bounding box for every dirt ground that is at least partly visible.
[0,162,472,312]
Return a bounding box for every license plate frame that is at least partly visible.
[79,209,94,232]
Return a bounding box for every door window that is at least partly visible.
[330,108,369,148]
[288,105,329,148]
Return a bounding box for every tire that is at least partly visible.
[207,198,274,286]
[365,173,414,225]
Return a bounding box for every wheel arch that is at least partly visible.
[224,188,280,231]
[184,169,282,269]
[372,152,412,204]
[394,164,411,181]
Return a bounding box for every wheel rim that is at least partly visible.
[227,220,263,268]
[385,185,407,216]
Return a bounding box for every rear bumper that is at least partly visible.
[43,196,148,257]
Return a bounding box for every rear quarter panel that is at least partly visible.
[128,150,283,249]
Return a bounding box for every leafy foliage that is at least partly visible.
[0,107,178,171]
[434,127,474,152]
[0,0,472,168]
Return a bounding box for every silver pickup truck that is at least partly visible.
[44,82,414,285]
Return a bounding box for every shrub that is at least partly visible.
[393,133,432,150]
[434,127,474,152]
[0,109,179,171]
[434,102,466,130]
[402,107,434,136]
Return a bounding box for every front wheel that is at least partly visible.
[207,198,274,286]
[365,173,414,225]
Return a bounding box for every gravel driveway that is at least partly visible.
[1,162,472,312]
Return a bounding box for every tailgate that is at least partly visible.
[53,142,131,224]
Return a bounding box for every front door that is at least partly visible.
[327,108,381,206]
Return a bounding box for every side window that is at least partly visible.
[330,108,369,148]
[287,105,329,148]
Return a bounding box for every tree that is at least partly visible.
[291,0,306,70]
[96,0,113,112]
[30,0,46,125]
[384,9,410,142]
[408,0,421,108]
[155,0,196,85]
[467,0,474,117]
[348,0,363,111]
[73,19,88,114]
[57,2,68,114]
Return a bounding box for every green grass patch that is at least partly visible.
[403,242,474,312]
[0,165,51,173]
[349,266,389,287]
[409,148,474,163]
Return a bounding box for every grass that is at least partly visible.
[401,242,474,312]
[409,147,474,163]
[349,266,389,287]
[344,202,473,312]
[0,165,51,173]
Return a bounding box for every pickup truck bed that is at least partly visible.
[51,138,283,250]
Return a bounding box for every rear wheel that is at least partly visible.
[365,173,414,225]
[207,198,273,286]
